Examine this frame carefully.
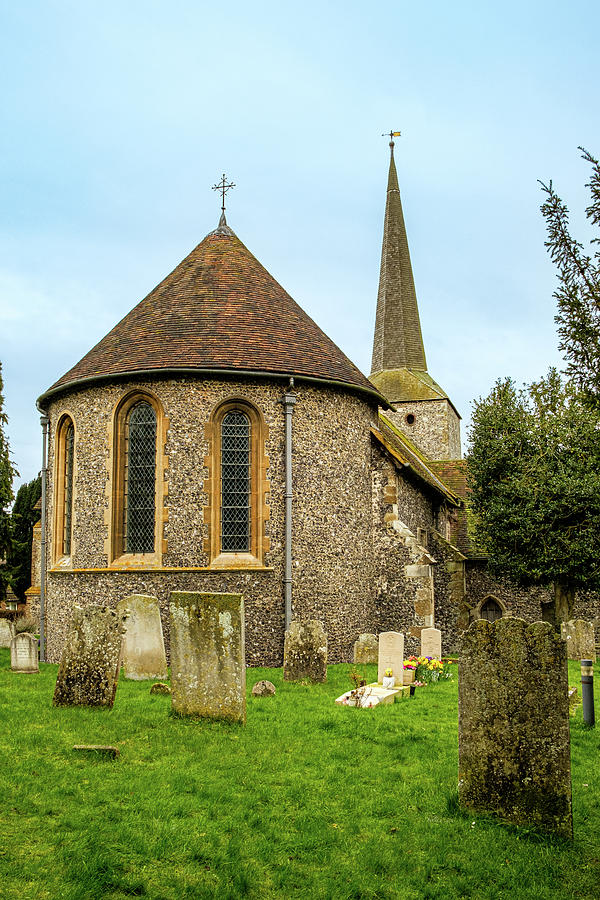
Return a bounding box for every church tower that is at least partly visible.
[370,136,461,460]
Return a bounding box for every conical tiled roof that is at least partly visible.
[40,220,384,405]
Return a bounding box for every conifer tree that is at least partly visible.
[0,363,17,602]
[7,474,42,601]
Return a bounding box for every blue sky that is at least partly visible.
[2,0,599,487]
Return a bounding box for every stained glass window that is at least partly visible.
[124,402,156,553]
[63,423,74,555]
[221,411,250,552]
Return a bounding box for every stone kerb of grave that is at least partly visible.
[458,616,572,839]
[169,591,246,723]
[52,605,127,708]
[377,631,404,686]
[420,626,442,660]
[0,618,15,649]
[116,594,168,680]
[10,632,39,673]
[283,620,327,682]
[353,633,378,665]
[561,619,596,662]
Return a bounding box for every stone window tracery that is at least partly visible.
[53,415,76,562]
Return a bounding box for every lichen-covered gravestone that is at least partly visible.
[116,594,168,680]
[283,620,327,682]
[170,592,245,723]
[353,633,378,665]
[0,618,14,649]
[561,619,596,662]
[377,631,404,685]
[459,617,572,839]
[52,605,127,707]
[420,626,442,659]
[10,633,39,673]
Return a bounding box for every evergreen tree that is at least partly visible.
[0,363,17,602]
[7,474,42,601]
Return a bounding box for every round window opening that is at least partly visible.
[405,413,415,426]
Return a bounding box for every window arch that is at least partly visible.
[53,414,76,561]
[205,398,270,567]
[111,391,166,563]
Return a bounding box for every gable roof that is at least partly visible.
[39,220,385,406]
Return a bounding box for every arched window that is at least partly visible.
[221,410,251,552]
[53,415,75,561]
[123,402,157,554]
[480,597,503,622]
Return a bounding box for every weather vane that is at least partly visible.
[382,130,402,150]
[212,173,236,214]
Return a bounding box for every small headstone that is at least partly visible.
[52,605,127,708]
[10,633,39,673]
[0,618,15,649]
[377,631,404,686]
[459,617,572,839]
[561,619,596,662]
[150,682,171,695]
[353,633,378,665]
[170,592,245,723]
[72,745,119,759]
[116,594,168,680]
[283,620,327,682]
[421,626,442,659]
[251,680,276,697]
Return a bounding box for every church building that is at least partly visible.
[32,141,594,664]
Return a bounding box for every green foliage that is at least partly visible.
[7,474,42,601]
[467,371,600,597]
[0,363,17,602]
[540,148,600,402]
[0,658,597,899]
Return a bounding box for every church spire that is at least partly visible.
[370,137,427,375]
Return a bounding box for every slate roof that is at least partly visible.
[40,219,384,405]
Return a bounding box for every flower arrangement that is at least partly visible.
[410,656,454,684]
[384,668,393,678]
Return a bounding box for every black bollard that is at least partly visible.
[581,659,595,727]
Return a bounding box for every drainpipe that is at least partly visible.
[38,413,49,663]
[282,378,296,631]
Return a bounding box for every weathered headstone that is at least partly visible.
[377,631,404,686]
[10,633,39,673]
[561,619,596,662]
[116,594,168,680]
[0,618,14,649]
[170,592,245,723]
[353,633,378,665]
[251,679,276,697]
[150,682,171,695]
[283,620,327,682]
[459,617,572,839]
[420,626,442,659]
[52,605,127,708]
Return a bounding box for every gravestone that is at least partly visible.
[421,626,442,659]
[10,633,39,673]
[0,618,14,649]
[252,680,276,697]
[561,619,596,662]
[283,620,327,682]
[459,617,572,839]
[116,594,168,680]
[353,633,378,665]
[170,591,245,723]
[377,631,404,686]
[52,605,127,707]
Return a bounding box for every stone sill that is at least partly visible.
[48,566,275,575]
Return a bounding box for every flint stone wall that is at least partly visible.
[116,594,168,679]
[458,617,572,838]
[170,591,245,722]
[53,605,126,707]
[561,618,596,662]
[284,620,327,682]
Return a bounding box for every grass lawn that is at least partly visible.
[0,652,598,899]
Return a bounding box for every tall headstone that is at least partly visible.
[283,620,327,682]
[377,632,404,685]
[420,626,442,659]
[52,605,127,708]
[459,617,572,839]
[116,594,168,680]
[353,633,378,665]
[10,633,39,673]
[170,592,245,723]
[561,619,596,662]
[0,618,14,649]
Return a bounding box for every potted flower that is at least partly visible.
[382,667,395,689]
[403,657,417,685]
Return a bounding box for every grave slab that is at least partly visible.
[116,594,168,680]
[10,632,39,673]
[377,631,404,685]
